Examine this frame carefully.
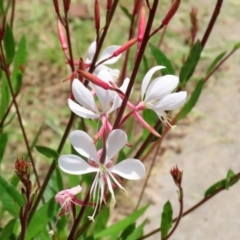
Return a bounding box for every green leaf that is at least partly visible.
[90,207,110,235]
[0,132,8,162]
[120,6,131,20]
[26,198,57,240]
[3,25,15,65]
[12,35,27,92]
[225,170,235,189]
[0,75,10,119]
[119,223,135,240]
[150,45,175,75]
[205,51,226,76]
[35,145,59,159]
[0,0,4,14]
[126,220,146,240]
[233,41,240,51]
[142,55,149,74]
[0,175,24,216]
[179,40,202,86]
[204,179,225,197]
[94,205,149,238]
[160,201,173,239]
[177,79,204,121]
[0,219,16,239]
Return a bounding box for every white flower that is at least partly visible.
[86,40,122,81]
[141,66,187,125]
[58,129,145,220]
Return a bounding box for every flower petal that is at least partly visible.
[69,130,99,163]
[59,154,98,175]
[145,75,179,103]
[153,91,187,111]
[105,129,127,164]
[141,66,165,100]
[110,159,145,180]
[98,45,122,64]
[68,99,99,119]
[86,40,96,62]
[72,79,99,113]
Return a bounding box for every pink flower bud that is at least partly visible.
[162,0,180,26]
[94,0,100,30]
[78,70,109,90]
[57,20,67,51]
[138,2,146,42]
[133,0,142,15]
[113,38,137,57]
[170,165,183,187]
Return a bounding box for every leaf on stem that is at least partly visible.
[0,219,16,239]
[0,75,10,119]
[205,51,226,76]
[126,220,146,240]
[35,145,59,159]
[160,201,173,239]
[179,40,202,86]
[150,45,175,75]
[177,79,204,121]
[0,132,8,163]
[120,6,131,20]
[119,223,136,239]
[233,41,240,51]
[94,205,149,238]
[3,25,15,65]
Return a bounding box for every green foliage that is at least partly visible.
[0,75,10,120]
[0,175,24,216]
[177,79,204,121]
[151,45,175,75]
[0,219,16,239]
[35,145,59,159]
[0,132,8,163]
[94,205,148,239]
[125,220,146,240]
[120,6,131,20]
[179,41,202,86]
[160,201,173,239]
[205,51,226,76]
[204,170,240,197]
[233,41,240,51]
[26,198,57,240]
[3,25,15,65]
[119,223,136,239]
[11,35,27,92]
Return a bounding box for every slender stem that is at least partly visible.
[163,187,183,240]
[113,0,159,129]
[201,0,223,49]
[10,0,16,28]
[29,112,75,222]
[138,172,240,240]
[0,43,41,189]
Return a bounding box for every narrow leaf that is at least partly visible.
[3,25,15,64]
[150,45,175,75]
[94,205,149,238]
[204,179,225,197]
[126,220,146,240]
[179,40,202,86]
[26,198,57,240]
[0,219,16,239]
[0,75,10,119]
[0,132,8,162]
[233,42,240,51]
[12,35,27,92]
[120,6,131,20]
[0,0,4,14]
[206,51,226,76]
[35,145,59,159]
[177,79,204,121]
[119,223,136,239]
[161,201,173,239]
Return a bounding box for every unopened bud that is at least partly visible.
[52,0,60,14]
[113,38,137,57]
[133,0,142,15]
[57,20,67,51]
[138,3,146,42]
[15,158,31,177]
[94,0,100,30]
[78,70,109,90]
[107,0,112,10]
[162,0,180,26]
[170,165,183,187]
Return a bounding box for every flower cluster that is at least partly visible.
[55,37,187,224]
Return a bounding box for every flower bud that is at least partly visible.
[170,165,183,187]
[113,38,137,57]
[57,20,67,52]
[94,0,100,31]
[162,0,180,26]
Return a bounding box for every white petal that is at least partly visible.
[68,99,99,119]
[98,45,122,64]
[58,154,98,175]
[145,75,179,103]
[69,130,99,163]
[141,66,165,100]
[72,79,99,113]
[105,129,127,164]
[86,40,96,62]
[154,91,187,111]
[94,65,120,83]
[110,159,145,180]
